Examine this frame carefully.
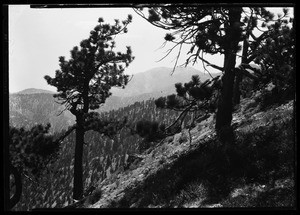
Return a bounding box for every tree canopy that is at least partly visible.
[134,7,292,73]
[45,15,134,114]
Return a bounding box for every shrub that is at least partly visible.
[9,124,60,179]
[135,119,166,152]
[173,181,207,207]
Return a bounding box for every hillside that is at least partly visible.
[68,98,295,209]
[9,68,295,210]
[9,93,75,133]
[12,98,186,210]
[11,93,295,210]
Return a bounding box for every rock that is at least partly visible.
[129,202,139,208]
[204,203,222,208]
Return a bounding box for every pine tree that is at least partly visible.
[44,15,134,200]
[134,7,242,135]
[154,75,220,136]
[134,6,293,139]
[233,7,293,104]
[9,124,59,209]
[252,11,294,95]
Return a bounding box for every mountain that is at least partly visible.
[9,93,75,133]
[101,66,220,112]
[100,92,173,113]
[111,66,220,97]
[9,67,221,130]
[13,88,55,95]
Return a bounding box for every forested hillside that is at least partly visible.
[9,93,75,133]
[12,93,294,210]
[12,98,195,210]
[87,99,295,209]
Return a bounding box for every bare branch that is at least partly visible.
[171,43,183,75]
[54,124,77,144]
[201,51,214,78]
[197,53,224,72]
[155,40,168,51]
[56,106,68,116]
[156,43,180,63]
[163,99,197,132]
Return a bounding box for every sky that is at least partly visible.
[8,5,293,93]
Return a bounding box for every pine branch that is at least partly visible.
[197,54,224,72]
[54,125,77,144]
[164,101,195,132]
[201,51,214,79]
[56,106,69,116]
[171,43,183,75]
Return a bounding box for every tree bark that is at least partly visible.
[215,8,242,132]
[233,70,243,105]
[233,31,250,105]
[73,114,85,200]
[9,164,22,209]
[215,56,237,131]
[73,79,90,200]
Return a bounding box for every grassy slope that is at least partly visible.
[78,97,295,209]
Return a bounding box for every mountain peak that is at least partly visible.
[13,88,55,95]
[112,66,220,97]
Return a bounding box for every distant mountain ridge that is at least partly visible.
[9,67,220,131]
[12,88,55,95]
[9,93,75,133]
[12,67,219,98]
[111,66,219,97]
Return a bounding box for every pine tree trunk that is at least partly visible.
[233,30,250,105]
[215,57,237,131]
[215,8,242,132]
[73,114,85,200]
[233,71,242,105]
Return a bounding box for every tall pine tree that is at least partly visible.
[44,15,134,200]
[134,6,243,136]
[134,6,293,138]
